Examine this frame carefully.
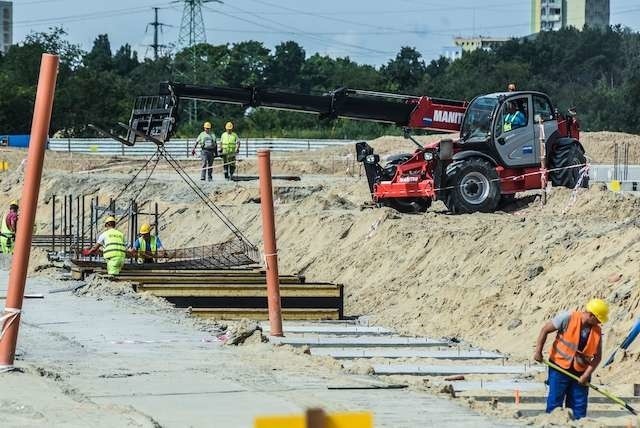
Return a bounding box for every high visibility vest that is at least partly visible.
[549,311,601,373]
[102,228,126,260]
[503,112,518,132]
[197,131,216,150]
[221,132,239,154]
[137,236,158,263]
[1,211,15,238]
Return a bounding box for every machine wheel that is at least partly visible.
[549,143,589,188]
[446,158,500,214]
[384,197,431,214]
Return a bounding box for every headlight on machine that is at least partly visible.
[423,152,434,161]
[365,154,376,163]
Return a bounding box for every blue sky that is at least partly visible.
[11,0,640,65]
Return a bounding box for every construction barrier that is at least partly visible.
[47,138,356,160]
[255,410,373,428]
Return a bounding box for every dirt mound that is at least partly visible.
[12,132,640,391]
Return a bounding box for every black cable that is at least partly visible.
[156,145,255,248]
[80,147,161,239]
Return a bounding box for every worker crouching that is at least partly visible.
[534,298,609,419]
[129,223,165,264]
[83,216,127,276]
[0,200,19,254]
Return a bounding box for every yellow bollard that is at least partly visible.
[255,410,373,428]
[610,180,621,192]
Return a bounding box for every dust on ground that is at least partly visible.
[6,131,640,425]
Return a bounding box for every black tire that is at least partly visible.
[384,197,431,214]
[445,158,501,214]
[550,143,589,188]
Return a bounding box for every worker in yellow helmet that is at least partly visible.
[221,121,240,180]
[82,216,127,276]
[191,121,217,182]
[129,223,165,264]
[533,298,609,419]
[0,200,19,254]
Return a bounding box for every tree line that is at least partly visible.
[0,25,638,139]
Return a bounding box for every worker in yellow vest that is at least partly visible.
[83,216,127,276]
[0,200,19,254]
[129,223,165,264]
[221,121,240,180]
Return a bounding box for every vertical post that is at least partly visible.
[75,196,80,254]
[0,54,59,368]
[257,150,283,337]
[133,201,138,246]
[68,194,73,253]
[305,408,326,428]
[81,195,85,248]
[63,194,67,253]
[154,202,159,233]
[90,198,95,246]
[51,194,56,253]
[538,118,547,205]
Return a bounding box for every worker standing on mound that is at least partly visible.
[192,121,217,182]
[83,216,127,276]
[0,200,19,254]
[533,298,609,419]
[221,121,240,180]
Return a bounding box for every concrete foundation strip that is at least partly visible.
[370,364,544,376]
[310,348,504,360]
[269,336,449,347]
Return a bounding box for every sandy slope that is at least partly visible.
[2,132,640,391]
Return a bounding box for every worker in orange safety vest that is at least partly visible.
[533,298,608,419]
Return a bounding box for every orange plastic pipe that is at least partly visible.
[0,54,59,368]
[257,150,283,337]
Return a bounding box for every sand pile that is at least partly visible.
[6,131,639,390]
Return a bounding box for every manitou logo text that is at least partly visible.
[432,110,464,124]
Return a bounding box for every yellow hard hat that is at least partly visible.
[203,121,212,129]
[225,121,233,130]
[104,216,117,225]
[139,223,151,234]
[9,200,18,207]
[586,298,609,323]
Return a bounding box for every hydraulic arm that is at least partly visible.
[125,82,467,144]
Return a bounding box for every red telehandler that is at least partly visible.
[116,82,587,214]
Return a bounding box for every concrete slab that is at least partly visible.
[448,380,544,392]
[269,336,449,347]
[371,364,544,376]
[311,348,504,360]
[3,272,516,428]
[262,324,394,335]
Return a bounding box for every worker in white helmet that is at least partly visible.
[191,121,217,181]
[221,121,240,180]
[82,216,127,276]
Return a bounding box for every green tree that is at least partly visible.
[381,47,427,93]
[265,41,305,90]
[84,34,112,72]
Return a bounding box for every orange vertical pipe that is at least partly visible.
[257,150,283,337]
[0,54,59,368]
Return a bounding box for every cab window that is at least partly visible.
[533,95,554,122]
[496,96,528,136]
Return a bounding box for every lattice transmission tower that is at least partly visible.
[175,0,221,121]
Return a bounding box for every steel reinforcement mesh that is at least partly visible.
[70,238,260,270]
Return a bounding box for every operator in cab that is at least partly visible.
[503,101,526,132]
